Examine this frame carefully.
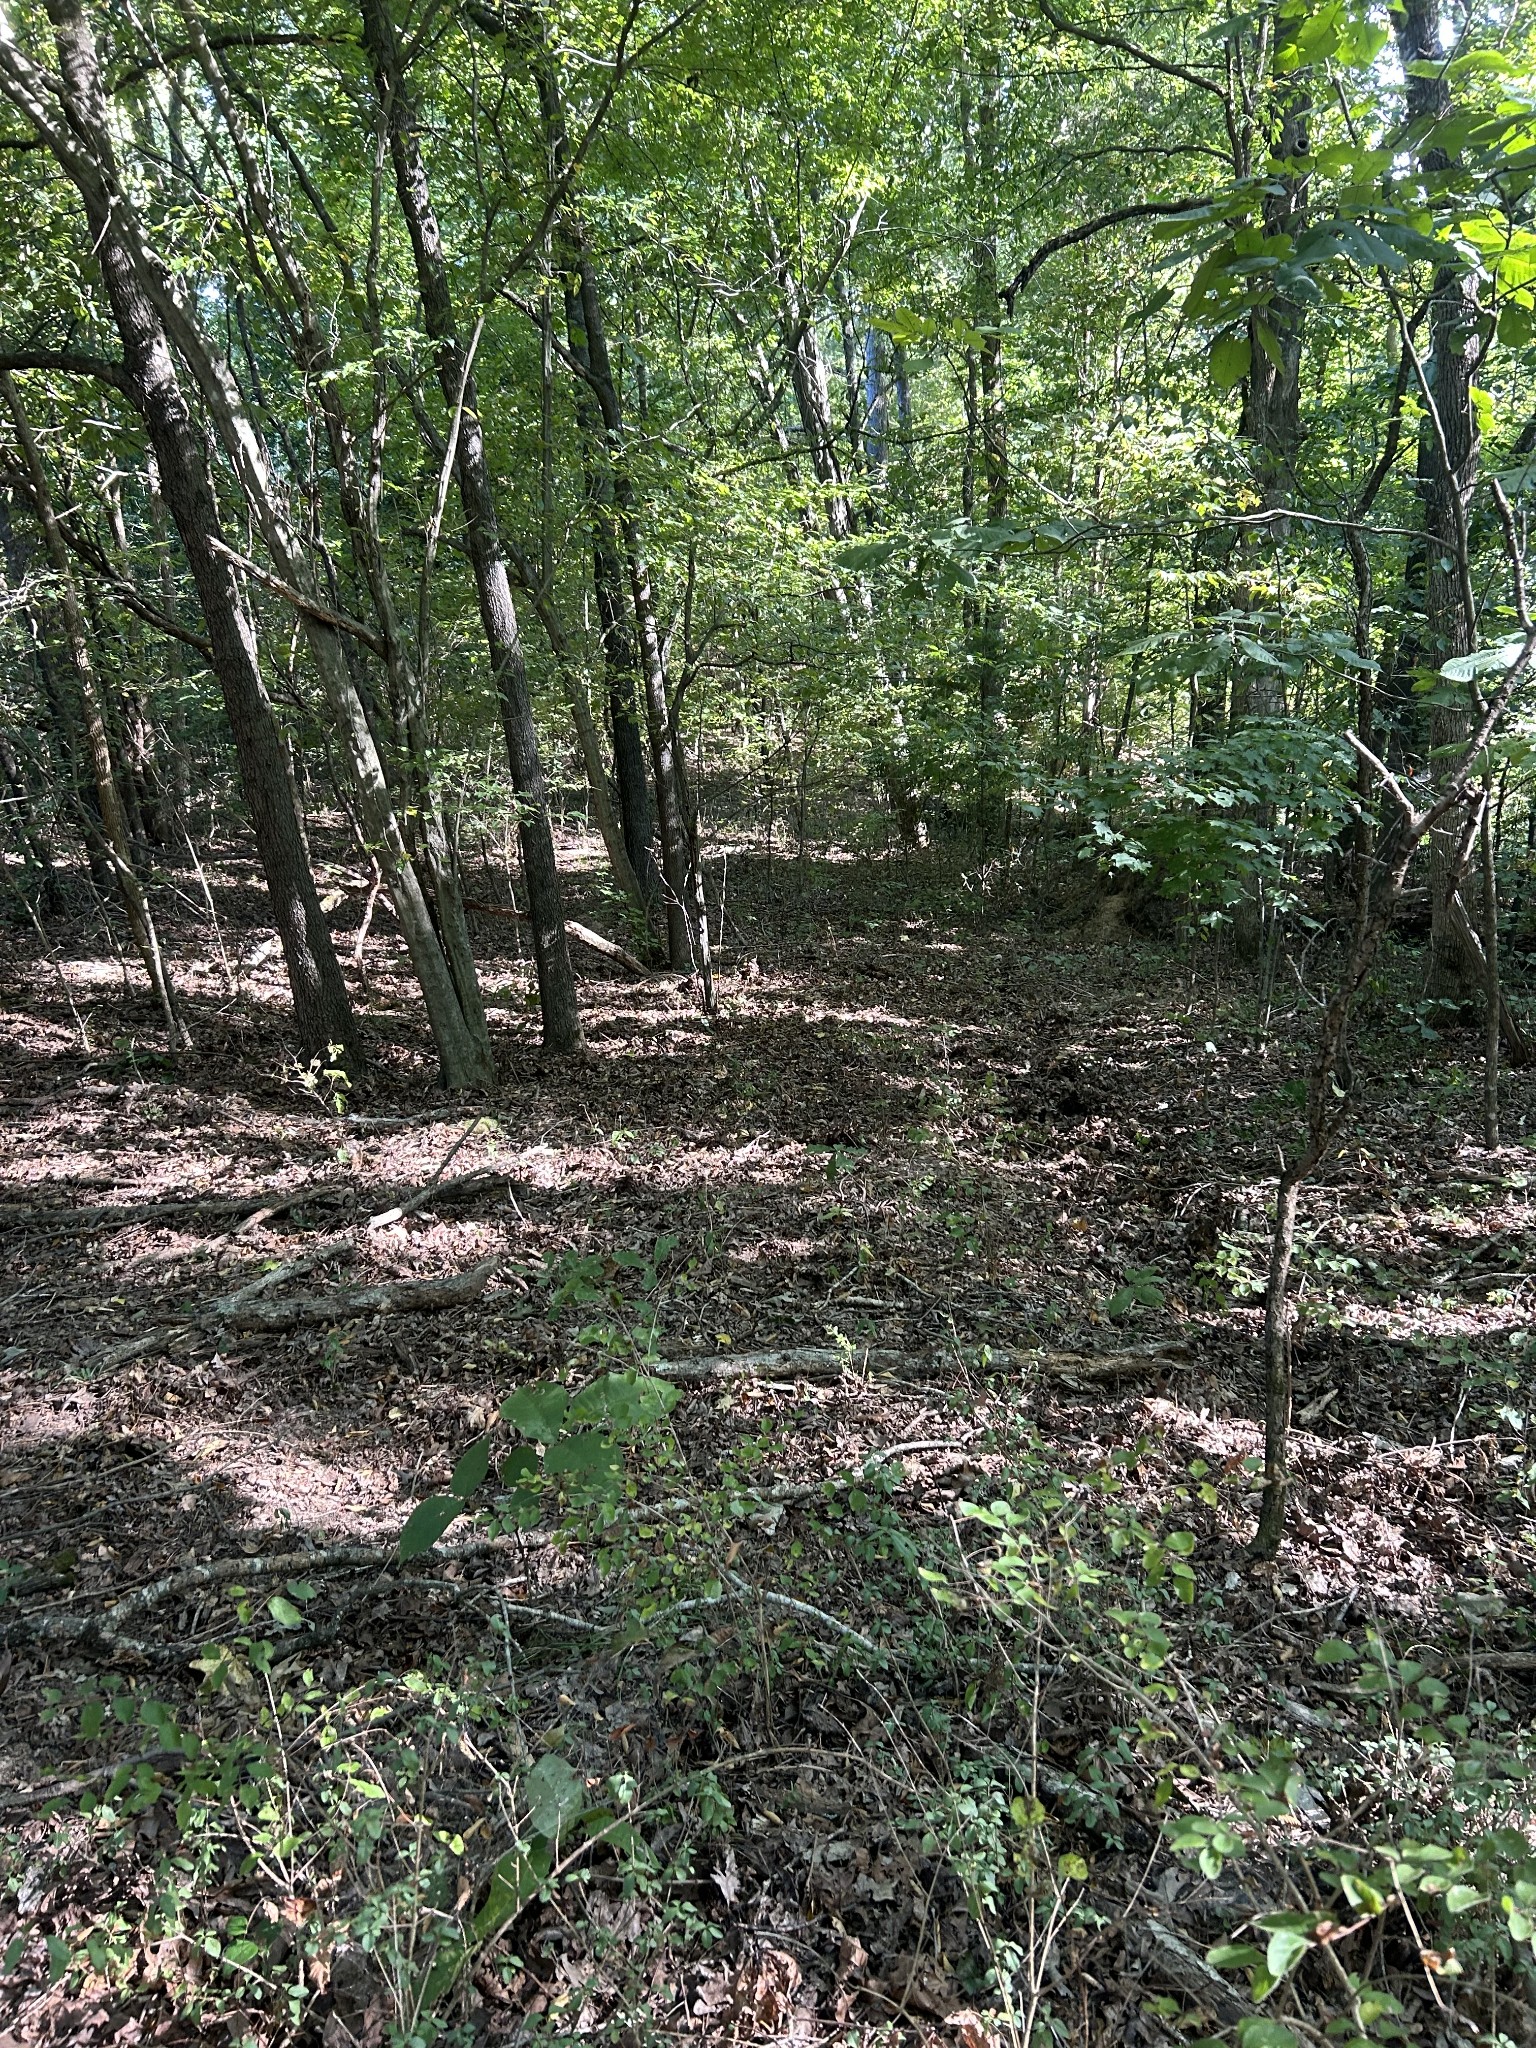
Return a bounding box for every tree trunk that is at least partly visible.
[561,275,660,916]
[3,0,362,1065]
[359,0,582,1054]
[959,15,1008,838]
[171,9,494,1091]
[3,370,189,1051]
[536,94,696,969]
[1227,76,1310,951]
[1396,0,1484,992]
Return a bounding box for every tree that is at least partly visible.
[0,0,363,1064]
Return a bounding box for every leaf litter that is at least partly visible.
[0,845,1533,2046]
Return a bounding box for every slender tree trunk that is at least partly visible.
[527,42,697,972]
[359,0,582,1054]
[558,237,692,965]
[512,561,646,917]
[1251,618,1534,1555]
[1253,1168,1302,1559]
[174,9,493,1090]
[561,275,660,916]
[0,718,53,889]
[0,0,362,1064]
[0,492,99,891]
[959,11,1008,806]
[1481,782,1500,1145]
[4,371,189,1050]
[1397,0,1484,992]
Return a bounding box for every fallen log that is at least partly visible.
[650,1343,1188,1383]
[0,1182,350,1231]
[1136,1919,1249,2027]
[464,898,652,978]
[222,1255,501,1330]
[212,1235,357,1314]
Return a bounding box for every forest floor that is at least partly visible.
[1,834,1534,2048]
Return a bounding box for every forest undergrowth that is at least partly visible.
[1,838,1534,2048]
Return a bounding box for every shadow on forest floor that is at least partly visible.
[2,832,1534,2045]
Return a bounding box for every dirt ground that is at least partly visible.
[2,836,1533,2046]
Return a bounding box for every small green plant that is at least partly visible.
[286,1041,352,1116]
[398,1368,680,1559]
[1104,1265,1165,1317]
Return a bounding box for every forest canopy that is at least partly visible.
[0,0,1532,1014]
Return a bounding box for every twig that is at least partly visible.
[366,1118,500,1229]
[648,1343,1186,1384]
[204,536,387,656]
[366,1168,503,1232]
[211,1235,357,1312]
[0,1536,523,1656]
[636,1574,889,1658]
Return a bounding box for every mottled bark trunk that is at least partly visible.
[1396,0,1483,992]
[182,8,493,1089]
[535,84,694,968]
[960,20,1008,836]
[10,0,361,1063]
[360,0,582,1053]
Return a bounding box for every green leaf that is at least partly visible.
[450,1436,491,1498]
[523,1753,586,1839]
[500,1384,569,1443]
[569,1370,679,1432]
[544,1431,621,1477]
[1498,301,1534,348]
[3,1935,25,1975]
[871,306,937,345]
[1211,333,1252,391]
[473,1839,552,1943]
[45,1937,70,1985]
[1208,1943,1264,1970]
[419,1937,468,2012]
[1239,2023,1300,2048]
[500,1445,539,1485]
[79,1699,105,1741]
[1445,1884,1483,1912]
[837,538,899,573]
[1058,1852,1089,1881]
[266,1595,303,1629]
[1264,1927,1312,1981]
[1441,640,1527,683]
[1340,1871,1386,1914]
[1314,1639,1358,1664]
[398,1494,463,1560]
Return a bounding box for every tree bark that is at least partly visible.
[530,57,698,971]
[560,275,660,916]
[179,14,493,1090]
[3,370,189,1051]
[0,0,362,1064]
[359,0,582,1054]
[959,13,1008,837]
[1395,0,1484,991]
